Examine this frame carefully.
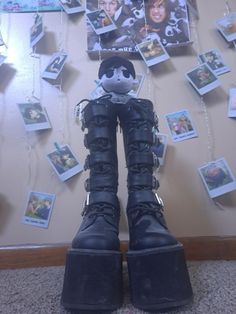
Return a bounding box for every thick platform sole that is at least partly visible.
[61,248,123,311]
[126,243,193,311]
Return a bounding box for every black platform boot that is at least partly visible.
[61,96,123,311]
[120,98,193,311]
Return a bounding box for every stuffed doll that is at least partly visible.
[61,56,193,312]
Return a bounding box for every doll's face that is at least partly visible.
[100,66,135,94]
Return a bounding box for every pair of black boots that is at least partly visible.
[61,95,193,312]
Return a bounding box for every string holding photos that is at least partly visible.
[185,63,221,96]
[59,0,85,15]
[47,144,83,181]
[198,158,236,198]
[41,51,68,80]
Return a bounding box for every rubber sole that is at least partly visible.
[126,243,193,311]
[61,248,123,311]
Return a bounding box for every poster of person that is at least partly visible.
[47,144,83,181]
[185,63,220,95]
[22,191,55,228]
[228,88,236,118]
[60,0,85,15]
[165,109,198,142]
[0,0,61,12]
[87,9,117,35]
[151,133,168,166]
[17,102,51,131]
[86,0,191,54]
[41,51,68,80]
[30,14,44,48]
[198,48,230,76]
[136,38,169,67]
[216,12,236,42]
[0,55,7,67]
[198,158,236,198]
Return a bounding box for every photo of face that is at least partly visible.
[98,0,119,18]
[149,0,167,24]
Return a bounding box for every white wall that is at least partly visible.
[0,0,236,246]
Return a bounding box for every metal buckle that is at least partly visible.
[155,193,164,210]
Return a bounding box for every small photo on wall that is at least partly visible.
[42,51,68,80]
[198,48,230,76]
[128,74,145,98]
[228,88,236,118]
[59,0,85,14]
[198,158,236,198]
[47,144,83,181]
[216,12,236,42]
[165,109,198,142]
[22,191,55,229]
[151,133,168,166]
[0,0,61,13]
[18,102,51,131]
[30,14,44,48]
[86,9,117,35]
[186,63,220,95]
[136,38,170,67]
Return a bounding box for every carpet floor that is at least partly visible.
[0,261,235,314]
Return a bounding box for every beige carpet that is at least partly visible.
[0,261,235,314]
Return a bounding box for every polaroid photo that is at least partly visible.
[90,84,106,99]
[185,63,220,95]
[17,102,51,131]
[151,133,168,166]
[198,158,236,198]
[22,191,55,229]
[60,0,85,14]
[128,74,145,98]
[86,9,117,35]
[186,0,199,19]
[0,0,61,13]
[216,12,236,42]
[165,109,198,142]
[42,51,68,80]
[47,144,83,181]
[228,88,236,118]
[30,14,44,48]
[0,54,7,67]
[198,49,230,76]
[136,38,170,67]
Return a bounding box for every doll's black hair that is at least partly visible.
[98,56,136,79]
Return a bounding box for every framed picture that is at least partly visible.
[87,9,117,35]
[198,158,236,198]
[86,0,191,54]
[186,63,220,95]
[17,102,51,131]
[228,88,236,118]
[59,0,84,14]
[151,133,168,166]
[216,12,236,42]
[0,0,61,13]
[198,48,230,76]
[47,144,83,181]
[22,191,55,228]
[30,14,44,48]
[136,38,170,67]
[165,109,198,142]
[41,51,68,80]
